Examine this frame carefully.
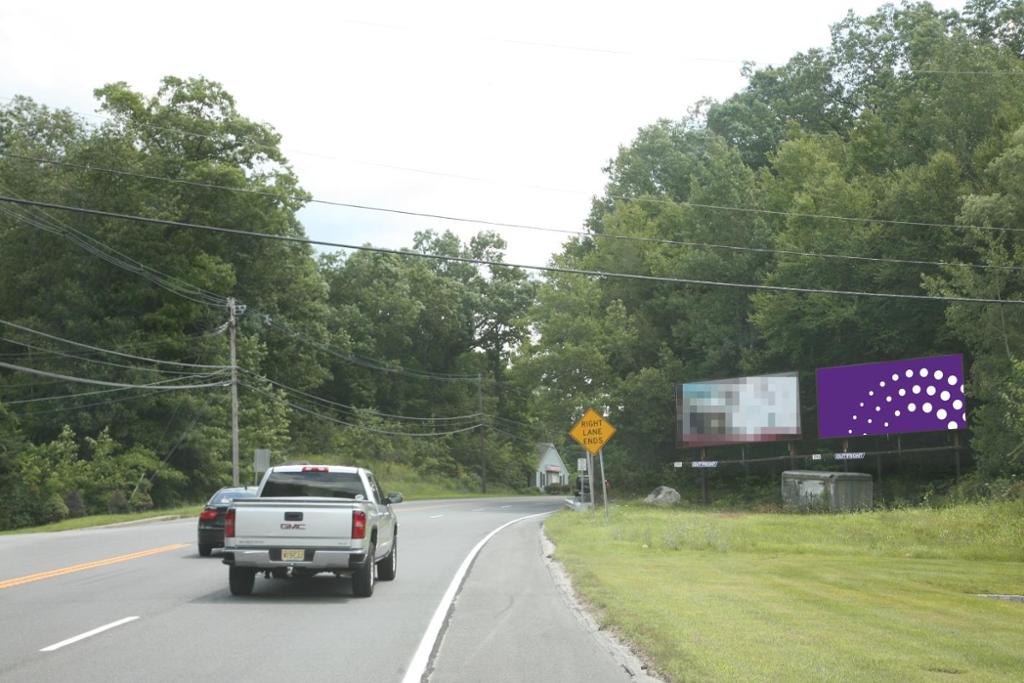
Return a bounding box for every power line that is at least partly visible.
[258,314,485,382]
[241,368,485,423]
[3,373,227,405]
[1,194,1019,305]
[2,184,494,384]
[0,336,214,376]
[0,327,225,361]
[2,174,491,383]
[0,318,230,370]
[0,199,226,307]
[484,421,539,444]
[4,389,164,416]
[6,97,1022,237]
[283,398,483,437]
[280,401,483,438]
[242,381,483,438]
[0,360,230,389]
[5,151,1020,272]
[0,198,227,307]
[491,414,545,432]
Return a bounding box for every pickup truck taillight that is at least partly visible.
[352,510,366,539]
[199,507,218,521]
[225,508,236,538]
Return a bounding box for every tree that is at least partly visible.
[923,124,1024,477]
[0,77,331,502]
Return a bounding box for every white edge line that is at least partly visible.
[429,514,444,519]
[401,512,550,683]
[40,616,139,652]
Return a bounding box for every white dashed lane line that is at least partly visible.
[429,514,444,519]
[40,616,139,652]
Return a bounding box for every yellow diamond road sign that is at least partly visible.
[569,409,616,455]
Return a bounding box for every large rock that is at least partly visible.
[643,486,680,506]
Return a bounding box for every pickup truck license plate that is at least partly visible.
[281,549,304,561]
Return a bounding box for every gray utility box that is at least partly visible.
[781,470,873,512]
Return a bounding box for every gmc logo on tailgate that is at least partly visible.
[280,523,306,530]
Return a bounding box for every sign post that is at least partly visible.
[569,409,616,518]
[254,448,271,486]
[589,449,597,511]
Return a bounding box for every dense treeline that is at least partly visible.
[521,0,1024,496]
[0,79,536,528]
[2,2,1023,528]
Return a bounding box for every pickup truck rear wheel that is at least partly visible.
[229,566,256,596]
[352,543,376,597]
[377,537,397,581]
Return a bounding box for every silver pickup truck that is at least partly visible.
[222,464,401,597]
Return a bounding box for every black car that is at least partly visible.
[197,486,258,556]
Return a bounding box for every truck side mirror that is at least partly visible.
[386,492,404,505]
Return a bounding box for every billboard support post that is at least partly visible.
[741,445,749,480]
[954,432,961,482]
[842,439,849,473]
[700,448,709,506]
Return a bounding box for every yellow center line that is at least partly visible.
[0,543,189,590]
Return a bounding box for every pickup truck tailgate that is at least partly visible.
[231,499,355,546]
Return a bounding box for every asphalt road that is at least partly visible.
[0,496,646,683]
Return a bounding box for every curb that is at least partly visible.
[540,528,665,682]
[95,514,190,529]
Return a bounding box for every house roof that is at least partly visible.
[535,443,566,469]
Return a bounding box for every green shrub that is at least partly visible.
[107,491,130,514]
[43,492,69,523]
[129,490,154,512]
[64,490,87,518]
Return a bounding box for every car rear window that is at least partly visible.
[210,490,257,505]
[260,471,366,499]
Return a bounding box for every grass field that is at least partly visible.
[0,505,203,535]
[545,501,1024,682]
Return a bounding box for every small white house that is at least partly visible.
[533,443,569,490]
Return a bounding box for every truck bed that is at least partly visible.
[229,497,357,547]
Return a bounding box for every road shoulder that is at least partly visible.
[427,517,663,682]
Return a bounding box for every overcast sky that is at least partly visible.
[1,1,963,267]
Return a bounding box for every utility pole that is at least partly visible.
[478,373,486,493]
[228,297,240,487]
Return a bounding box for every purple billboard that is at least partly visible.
[816,354,967,439]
